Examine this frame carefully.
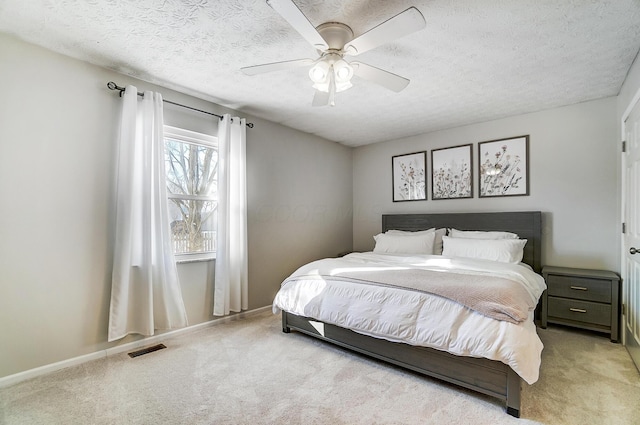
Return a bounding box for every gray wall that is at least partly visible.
[247,120,353,307]
[0,34,353,378]
[353,97,619,271]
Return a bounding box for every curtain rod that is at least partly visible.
[106,82,254,128]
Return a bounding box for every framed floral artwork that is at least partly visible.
[392,151,427,202]
[431,144,473,200]
[478,135,529,197]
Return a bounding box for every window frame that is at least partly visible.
[163,125,218,263]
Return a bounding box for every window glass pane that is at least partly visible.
[165,138,218,197]
[168,199,217,254]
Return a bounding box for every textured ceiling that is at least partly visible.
[1,0,639,146]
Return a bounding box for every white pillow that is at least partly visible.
[441,236,527,263]
[449,228,519,240]
[373,231,436,255]
[385,228,446,255]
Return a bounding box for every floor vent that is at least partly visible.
[128,344,167,358]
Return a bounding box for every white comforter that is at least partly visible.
[272,252,547,384]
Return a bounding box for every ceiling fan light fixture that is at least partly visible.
[336,80,353,92]
[308,60,330,83]
[312,81,329,92]
[310,57,354,93]
[312,74,352,93]
[333,59,353,83]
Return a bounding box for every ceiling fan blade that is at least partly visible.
[312,89,330,107]
[344,7,426,56]
[266,0,328,50]
[241,58,314,75]
[351,62,410,92]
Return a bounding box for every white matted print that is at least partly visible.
[431,144,473,200]
[479,135,529,197]
[392,151,427,202]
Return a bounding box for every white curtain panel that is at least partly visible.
[214,115,248,316]
[108,86,188,342]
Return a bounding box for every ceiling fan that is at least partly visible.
[241,0,426,107]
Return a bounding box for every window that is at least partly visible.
[164,126,218,261]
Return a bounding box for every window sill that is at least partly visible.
[175,254,216,264]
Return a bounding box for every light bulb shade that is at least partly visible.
[308,61,330,84]
[333,59,353,83]
[312,82,329,92]
[335,80,353,92]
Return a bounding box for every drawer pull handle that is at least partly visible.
[569,308,587,313]
[570,286,588,291]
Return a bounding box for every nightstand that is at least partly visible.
[541,266,621,342]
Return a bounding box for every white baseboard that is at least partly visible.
[0,350,108,389]
[0,305,273,388]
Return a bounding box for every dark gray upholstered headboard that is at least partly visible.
[382,211,542,273]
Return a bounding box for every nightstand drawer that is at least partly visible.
[546,275,611,303]
[547,297,611,327]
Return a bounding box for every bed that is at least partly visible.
[274,211,543,418]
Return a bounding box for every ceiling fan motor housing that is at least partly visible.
[316,22,354,52]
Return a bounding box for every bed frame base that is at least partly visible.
[283,311,521,418]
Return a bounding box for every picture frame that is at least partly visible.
[392,151,427,202]
[431,144,473,200]
[478,135,529,197]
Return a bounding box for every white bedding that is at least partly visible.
[272,252,547,384]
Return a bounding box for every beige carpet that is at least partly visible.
[1,311,639,425]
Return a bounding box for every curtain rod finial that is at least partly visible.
[107,81,126,96]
